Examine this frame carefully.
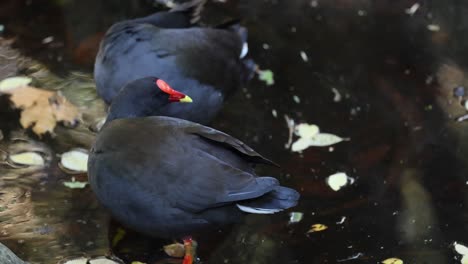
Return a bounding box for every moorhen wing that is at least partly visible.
[88,77,300,241]
[94,0,254,124]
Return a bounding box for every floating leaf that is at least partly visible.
[427,24,440,31]
[3,85,80,136]
[291,137,314,152]
[0,76,32,91]
[63,258,88,264]
[295,123,319,138]
[307,133,348,147]
[258,69,274,86]
[63,177,87,189]
[89,258,122,264]
[290,122,348,152]
[382,258,403,264]
[112,227,126,247]
[405,3,420,15]
[131,262,146,264]
[292,95,300,103]
[307,224,328,233]
[462,255,468,264]
[62,257,123,264]
[326,172,354,191]
[455,242,468,255]
[164,242,185,258]
[60,149,88,173]
[288,212,304,224]
[9,152,45,166]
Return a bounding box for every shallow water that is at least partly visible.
[1,0,468,263]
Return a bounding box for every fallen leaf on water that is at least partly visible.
[326,172,355,191]
[63,177,87,189]
[0,76,32,91]
[164,242,185,258]
[454,242,468,264]
[295,123,319,138]
[63,257,88,264]
[112,227,126,247]
[131,262,146,264]
[89,258,122,264]
[427,24,440,31]
[381,258,403,264]
[455,242,468,255]
[288,212,304,224]
[9,152,45,166]
[307,224,328,233]
[405,3,420,15]
[59,149,89,173]
[2,83,80,136]
[62,257,123,264]
[308,133,348,147]
[290,122,349,152]
[258,69,274,86]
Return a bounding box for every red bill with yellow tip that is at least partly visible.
[156,79,193,103]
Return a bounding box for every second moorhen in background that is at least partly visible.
[94,0,255,124]
[88,77,300,240]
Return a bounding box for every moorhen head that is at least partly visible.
[94,0,255,125]
[88,77,300,239]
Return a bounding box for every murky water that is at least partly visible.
[1,0,468,263]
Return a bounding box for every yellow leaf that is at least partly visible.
[112,227,126,247]
[295,123,319,138]
[163,242,185,258]
[0,76,32,91]
[60,149,88,172]
[455,242,468,256]
[308,133,348,147]
[382,258,403,264]
[307,224,328,233]
[462,255,468,264]
[291,137,313,152]
[9,152,45,166]
[326,172,354,191]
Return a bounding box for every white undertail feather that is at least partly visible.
[236,204,282,214]
[240,42,249,58]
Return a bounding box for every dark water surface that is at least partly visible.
[1,0,468,263]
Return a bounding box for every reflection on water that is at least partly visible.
[1,0,468,263]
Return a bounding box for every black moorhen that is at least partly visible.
[88,77,300,240]
[94,0,255,124]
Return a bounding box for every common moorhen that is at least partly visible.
[94,0,254,124]
[88,77,300,239]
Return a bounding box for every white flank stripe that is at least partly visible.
[240,43,249,58]
[236,204,282,214]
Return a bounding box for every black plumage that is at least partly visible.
[94,1,254,124]
[88,77,300,238]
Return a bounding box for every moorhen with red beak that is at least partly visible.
[88,77,300,241]
[94,0,254,124]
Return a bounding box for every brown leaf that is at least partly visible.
[50,92,80,125]
[4,85,81,136]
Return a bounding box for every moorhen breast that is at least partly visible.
[94,0,255,124]
[88,77,300,239]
